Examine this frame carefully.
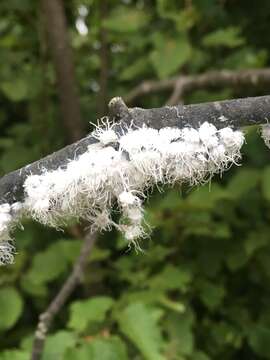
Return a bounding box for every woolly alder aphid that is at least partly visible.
[3,119,270,265]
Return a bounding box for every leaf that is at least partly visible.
[68,296,114,332]
[85,337,128,360]
[120,57,149,81]
[56,239,82,262]
[148,265,191,292]
[26,248,68,285]
[262,166,270,201]
[64,336,128,360]
[165,311,194,356]
[192,352,211,360]
[89,247,111,262]
[20,276,47,297]
[104,7,149,33]
[244,231,268,256]
[198,281,225,310]
[223,48,268,69]
[150,34,191,79]
[227,168,260,199]
[187,184,228,210]
[24,240,81,286]
[1,78,29,101]
[42,331,77,360]
[0,287,23,331]
[211,321,241,347]
[226,245,248,272]
[118,302,165,360]
[0,350,29,360]
[0,145,36,172]
[175,7,199,32]
[248,325,270,359]
[202,27,245,48]
[120,290,165,308]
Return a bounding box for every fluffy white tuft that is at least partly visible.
[92,117,118,145]
[261,124,270,149]
[0,202,23,265]
[0,121,247,263]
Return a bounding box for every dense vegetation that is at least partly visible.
[1,0,270,359]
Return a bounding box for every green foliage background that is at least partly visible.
[1,0,270,359]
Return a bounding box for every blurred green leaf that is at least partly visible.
[24,240,81,287]
[227,168,260,199]
[42,331,77,360]
[192,352,210,360]
[165,311,194,356]
[187,184,228,210]
[118,302,165,360]
[226,245,249,271]
[78,337,128,360]
[151,34,191,79]
[0,350,29,360]
[248,325,270,359]
[0,145,36,172]
[0,287,23,331]
[25,248,67,284]
[68,296,114,332]
[1,78,29,101]
[104,7,149,33]
[148,265,191,292]
[262,166,270,201]
[64,337,128,360]
[120,57,149,81]
[223,48,268,69]
[244,231,269,256]
[198,281,225,310]
[202,27,245,48]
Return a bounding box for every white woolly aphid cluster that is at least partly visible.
[0,202,23,264]
[0,121,245,264]
[261,124,270,149]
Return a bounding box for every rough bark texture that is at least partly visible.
[41,0,84,142]
[1,95,270,205]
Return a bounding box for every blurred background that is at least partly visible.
[1,0,270,359]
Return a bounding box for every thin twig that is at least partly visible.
[166,78,186,106]
[124,68,270,105]
[31,231,97,360]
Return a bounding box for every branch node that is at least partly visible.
[108,97,131,122]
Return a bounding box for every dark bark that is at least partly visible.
[1,95,270,205]
[41,0,84,142]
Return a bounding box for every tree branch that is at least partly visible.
[31,231,97,360]
[97,0,109,117]
[124,68,270,105]
[166,77,186,106]
[1,95,270,205]
[41,0,84,142]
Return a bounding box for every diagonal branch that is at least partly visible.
[31,231,97,360]
[1,95,270,205]
[166,77,186,106]
[124,68,270,105]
